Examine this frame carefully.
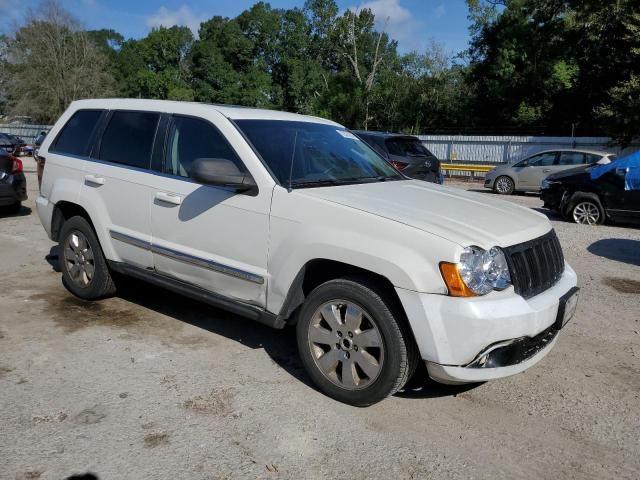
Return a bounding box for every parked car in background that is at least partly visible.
[485,150,615,194]
[0,152,27,213]
[34,130,48,188]
[353,131,442,184]
[0,133,20,155]
[36,99,578,406]
[541,151,640,225]
[5,134,28,155]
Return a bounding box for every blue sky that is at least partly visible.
[1,0,472,54]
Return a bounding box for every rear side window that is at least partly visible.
[52,109,104,156]
[585,154,603,164]
[165,116,243,178]
[558,152,585,166]
[99,111,159,169]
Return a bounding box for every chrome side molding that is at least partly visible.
[109,229,264,285]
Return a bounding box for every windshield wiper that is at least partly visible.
[289,176,398,189]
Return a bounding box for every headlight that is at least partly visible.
[440,246,511,297]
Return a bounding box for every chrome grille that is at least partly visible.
[504,229,565,299]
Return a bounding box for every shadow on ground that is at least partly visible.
[0,204,31,217]
[588,238,640,267]
[43,250,472,401]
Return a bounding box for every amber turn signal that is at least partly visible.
[439,262,477,297]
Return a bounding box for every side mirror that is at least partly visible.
[191,158,258,195]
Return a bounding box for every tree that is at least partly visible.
[5,0,114,123]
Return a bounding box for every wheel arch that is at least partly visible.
[277,259,408,327]
[51,201,95,241]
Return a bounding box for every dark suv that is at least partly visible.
[541,151,640,225]
[353,131,442,183]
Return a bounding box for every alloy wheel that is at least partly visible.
[307,300,384,390]
[572,201,601,225]
[495,176,513,194]
[63,230,96,287]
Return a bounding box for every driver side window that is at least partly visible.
[528,152,557,167]
[165,116,244,178]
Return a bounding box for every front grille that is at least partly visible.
[504,229,565,299]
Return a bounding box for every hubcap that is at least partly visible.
[496,177,512,193]
[308,300,384,390]
[63,231,95,287]
[573,202,600,225]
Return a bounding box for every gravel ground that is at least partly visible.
[1,164,639,480]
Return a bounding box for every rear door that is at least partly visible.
[79,110,163,269]
[149,113,270,307]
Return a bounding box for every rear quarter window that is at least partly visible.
[51,109,104,156]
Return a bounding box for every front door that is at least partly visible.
[597,166,640,224]
[150,113,270,307]
[516,152,558,190]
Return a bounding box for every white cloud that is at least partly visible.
[351,0,420,51]
[146,5,204,35]
[434,4,446,18]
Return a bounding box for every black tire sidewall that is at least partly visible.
[296,279,413,406]
[59,216,114,299]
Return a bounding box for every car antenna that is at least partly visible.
[287,130,298,192]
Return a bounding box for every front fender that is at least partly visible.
[266,188,457,314]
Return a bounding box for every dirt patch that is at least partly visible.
[0,365,15,378]
[73,406,107,425]
[603,277,640,294]
[182,388,234,416]
[144,432,170,448]
[28,292,143,334]
[33,412,67,424]
[15,471,43,480]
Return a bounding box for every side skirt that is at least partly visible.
[108,261,285,329]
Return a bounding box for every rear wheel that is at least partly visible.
[59,216,116,299]
[494,176,515,195]
[296,277,419,406]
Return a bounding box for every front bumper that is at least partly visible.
[395,263,578,383]
[484,172,497,189]
[540,186,563,209]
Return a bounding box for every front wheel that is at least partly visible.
[494,176,515,195]
[571,199,604,225]
[296,278,419,406]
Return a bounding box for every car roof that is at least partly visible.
[68,99,342,127]
[529,148,614,157]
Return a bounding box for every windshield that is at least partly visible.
[235,120,402,188]
[385,138,433,157]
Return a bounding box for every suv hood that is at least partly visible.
[299,180,551,249]
[547,165,592,181]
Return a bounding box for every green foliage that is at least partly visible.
[2,0,638,143]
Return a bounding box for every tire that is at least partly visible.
[296,277,419,406]
[58,215,116,299]
[494,175,515,195]
[569,194,604,225]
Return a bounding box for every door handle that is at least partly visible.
[542,169,551,173]
[84,174,105,186]
[155,192,182,206]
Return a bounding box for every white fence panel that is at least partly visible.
[418,135,640,164]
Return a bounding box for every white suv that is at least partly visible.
[36,99,579,406]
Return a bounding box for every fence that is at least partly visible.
[418,135,640,179]
[0,124,51,142]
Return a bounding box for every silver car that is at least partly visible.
[484,149,616,194]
